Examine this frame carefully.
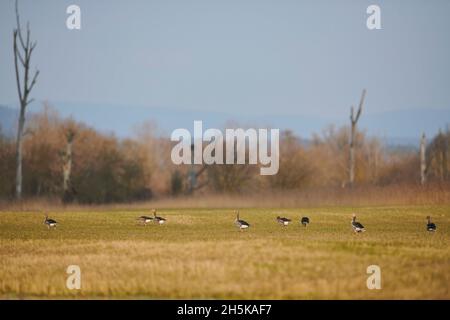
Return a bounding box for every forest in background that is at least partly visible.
[0,103,449,206]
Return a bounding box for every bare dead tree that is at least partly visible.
[420,132,427,185]
[13,0,39,199]
[349,89,366,187]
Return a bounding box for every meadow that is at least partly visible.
[0,206,449,299]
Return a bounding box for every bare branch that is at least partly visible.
[355,107,362,123]
[355,89,366,122]
[16,45,25,66]
[27,69,39,93]
[30,40,37,52]
[25,21,30,54]
[13,30,23,101]
[359,89,367,108]
[15,0,26,50]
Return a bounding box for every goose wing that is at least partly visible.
[239,219,250,227]
[353,221,364,229]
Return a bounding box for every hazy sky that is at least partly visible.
[1,0,450,118]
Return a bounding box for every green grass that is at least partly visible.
[0,206,449,299]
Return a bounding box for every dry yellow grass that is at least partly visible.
[1,184,449,212]
[0,206,449,299]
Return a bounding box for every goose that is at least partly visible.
[137,215,153,225]
[153,209,166,225]
[351,214,365,233]
[44,214,58,229]
[276,216,291,226]
[301,216,310,227]
[235,210,250,231]
[426,216,437,232]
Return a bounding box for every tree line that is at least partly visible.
[0,104,448,204]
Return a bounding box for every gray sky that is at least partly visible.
[1,0,449,121]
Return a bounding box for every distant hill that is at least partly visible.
[3,102,449,148]
[39,102,449,147]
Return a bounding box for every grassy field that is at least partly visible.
[0,206,449,299]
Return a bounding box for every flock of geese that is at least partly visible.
[43,210,438,233]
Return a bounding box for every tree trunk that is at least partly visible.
[15,109,25,199]
[348,89,366,188]
[349,121,356,187]
[420,133,426,185]
[62,130,75,203]
[63,140,73,192]
[13,0,39,200]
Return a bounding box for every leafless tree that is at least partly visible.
[349,89,366,187]
[13,0,39,199]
